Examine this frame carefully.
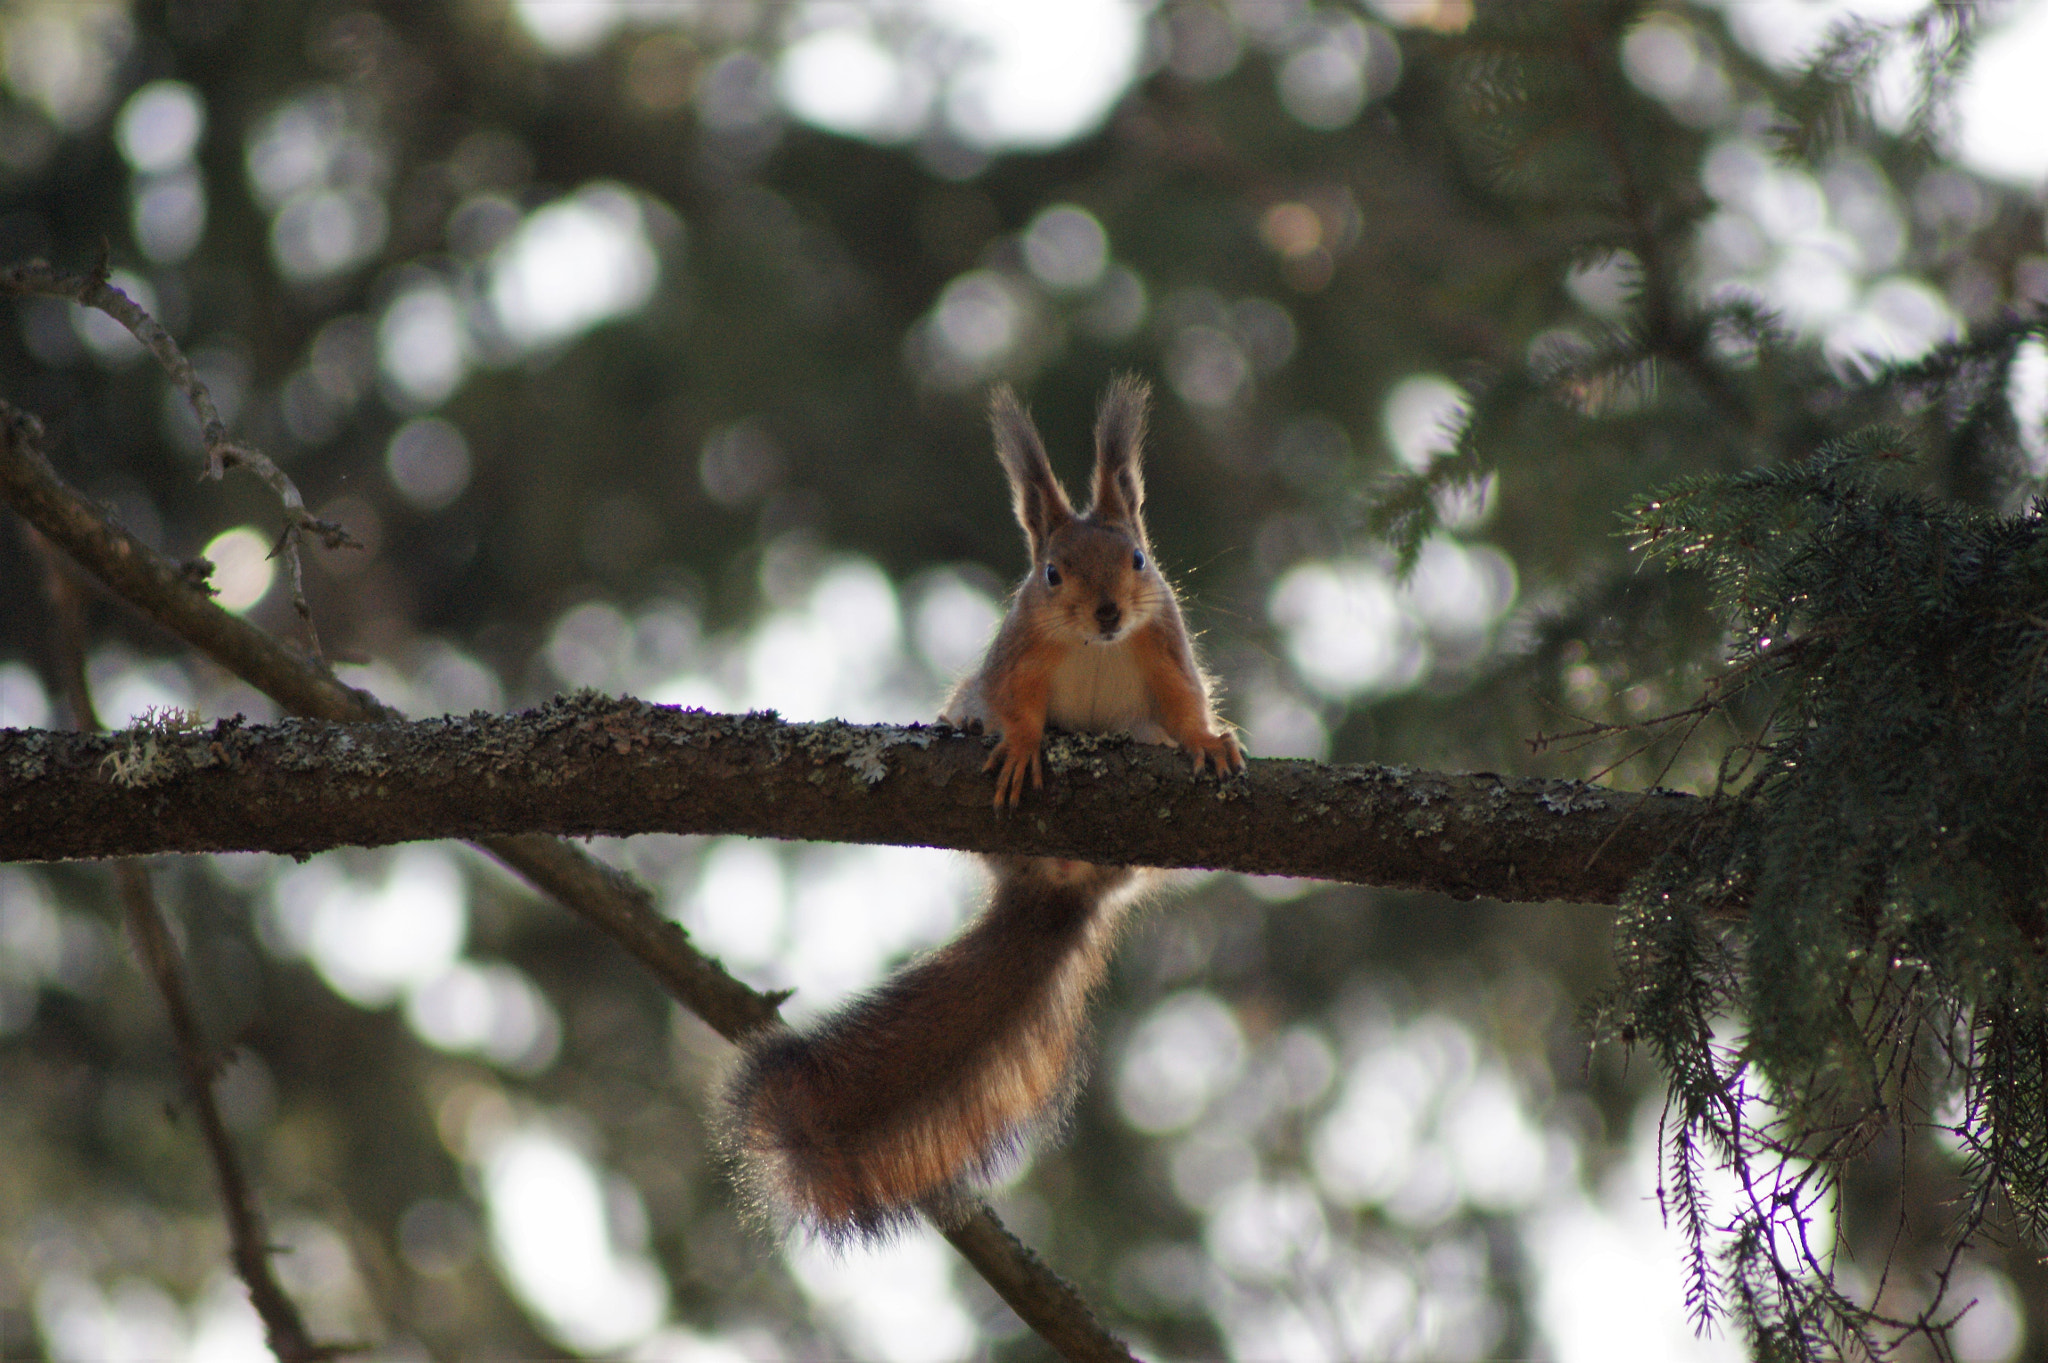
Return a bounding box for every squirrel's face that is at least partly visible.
[1033,518,1160,645]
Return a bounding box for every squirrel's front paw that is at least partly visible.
[1188,730,1245,778]
[985,738,1043,808]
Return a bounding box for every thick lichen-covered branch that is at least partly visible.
[2,699,1711,906]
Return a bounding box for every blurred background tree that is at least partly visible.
[2,0,2046,1358]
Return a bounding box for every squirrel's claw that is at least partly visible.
[1188,730,1245,779]
[985,739,1043,808]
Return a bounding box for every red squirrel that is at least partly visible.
[723,377,1244,1242]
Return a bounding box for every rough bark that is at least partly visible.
[2,697,1712,904]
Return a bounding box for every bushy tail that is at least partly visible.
[723,858,1142,1243]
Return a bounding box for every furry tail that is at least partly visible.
[723,858,1143,1243]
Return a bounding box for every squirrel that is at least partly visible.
[722,376,1244,1243]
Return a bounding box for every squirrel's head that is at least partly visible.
[990,377,1160,644]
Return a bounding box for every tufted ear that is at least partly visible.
[990,385,1074,562]
[1090,375,1148,535]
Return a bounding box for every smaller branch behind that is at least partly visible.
[32,533,341,1363]
[114,864,343,1363]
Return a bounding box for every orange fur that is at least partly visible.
[723,378,1243,1242]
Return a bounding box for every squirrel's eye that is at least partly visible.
[1045,563,1062,588]
[1132,550,1146,572]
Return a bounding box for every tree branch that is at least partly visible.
[114,862,343,1362]
[944,1210,1138,1363]
[30,530,338,1362]
[1,699,1715,906]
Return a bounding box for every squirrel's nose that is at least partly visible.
[1095,602,1121,632]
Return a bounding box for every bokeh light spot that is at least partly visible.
[200,526,276,613]
[484,1128,668,1353]
[116,80,203,172]
[385,416,473,511]
[1022,204,1108,290]
[1381,374,1470,470]
[490,183,659,350]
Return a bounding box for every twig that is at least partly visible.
[31,532,342,1363]
[0,395,1141,1362]
[944,1210,1138,1362]
[0,255,360,659]
[1528,696,1718,758]
[114,865,346,1363]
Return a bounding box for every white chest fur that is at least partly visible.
[1046,639,1171,745]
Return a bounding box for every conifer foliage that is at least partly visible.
[1611,414,2048,1356]
[1364,4,2048,1352]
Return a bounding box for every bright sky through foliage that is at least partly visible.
[768,0,2048,182]
[1708,0,2048,186]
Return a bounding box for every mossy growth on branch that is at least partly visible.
[1606,409,2048,1356]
